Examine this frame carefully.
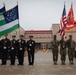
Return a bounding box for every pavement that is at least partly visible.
[0,50,76,75]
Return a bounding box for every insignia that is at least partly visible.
[11,47,14,50]
[22,41,24,43]
[29,48,30,51]
[19,40,21,42]
[29,44,32,46]
[4,46,6,49]
[20,48,22,50]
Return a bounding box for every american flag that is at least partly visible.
[58,4,67,37]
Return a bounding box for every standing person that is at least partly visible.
[27,35,36,65]
[59,36,66,65]
[10,35,17,65]
[17,35,26,65]
[1,34,10,65]
[51,35,59,65]
[66,35,75,65]
[0,37,2,59]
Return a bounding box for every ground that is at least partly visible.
[0,50,76,75]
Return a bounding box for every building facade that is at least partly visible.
[0,27,25,40]
[25,30,53,50]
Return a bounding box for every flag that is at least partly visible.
[66,4,76,30]
[0,5,20,36]
[58,4,67,37]
[0,6,5,13]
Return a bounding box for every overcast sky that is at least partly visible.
[0,0,76,30]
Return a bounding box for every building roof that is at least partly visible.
[25,30,52,34]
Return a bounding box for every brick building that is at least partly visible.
[25,30,53,49]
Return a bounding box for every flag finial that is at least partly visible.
[71,2,73,7]
[3,2,5,6]
[17,1,18,5]
[64,1,65,4]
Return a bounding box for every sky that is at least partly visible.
[0,0,76,30]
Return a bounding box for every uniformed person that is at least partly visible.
[17,35,26,65]
[66,35,75,65]
[0,37,2,59]
[1,34,10,65]
[51,35,59,65]
[27,35,36,65]
[59,36,66,65]
[10,35,17,65]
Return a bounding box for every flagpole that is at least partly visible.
[3,2,6,10]
[17,1,20,39]
[3,2,5,7]
[71,2,73,36]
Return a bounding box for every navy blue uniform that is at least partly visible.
[17,39,26,65]
[10,39,17,65]
[0,40,2,59]
[1,38,10,65]
[27,39,36,65]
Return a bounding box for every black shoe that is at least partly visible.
[54,61,57,65]
[18,63,24,65]
[55,63,58,65]
[1,64,4,65]
[61,63,65,65]
[63,63,65,65]
[10,64,15,65]
[63,61,65,65]
[29,63,31,65]
[71,62,74,65]
[21,64,24,65]
[61,61,65,65]
[31,63,33,65]
[1,63,6,65]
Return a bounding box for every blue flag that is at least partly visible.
[0,6,5,13]
[0,5,19,36]
[3,5,19,23]
[62,4,66,17]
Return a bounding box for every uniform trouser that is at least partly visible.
[2,50,8,64]
[10,50,16,64]
[0,47,2,59]
[0,51,2,59]
[28,51,35,64]
[18,50,24,64]
[60,49,66,61]
[52,49,58,61]
[68,49,75,61]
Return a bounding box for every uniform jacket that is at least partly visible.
[66,39,75,49]
[1,38,10,51]
[59,39,66,50]
[27,39,36,52]
[51,39,59,50]
[17,39,26,51]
